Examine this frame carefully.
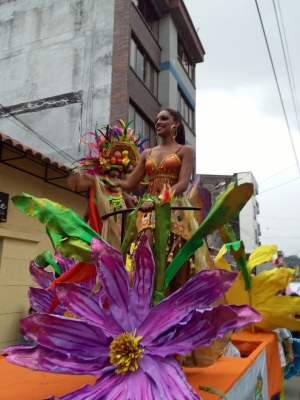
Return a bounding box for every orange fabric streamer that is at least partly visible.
[89,185,103,235]
[50,262,96,288]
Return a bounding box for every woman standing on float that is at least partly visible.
[118,108,196,293]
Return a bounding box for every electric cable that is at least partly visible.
[254,0,300,175]
[258,164,297,184]
[0,103,76,163]
[258,176,300,194]
[277,0,300,124]
[272,0,300,135]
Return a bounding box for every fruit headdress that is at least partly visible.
[77,120,147,176]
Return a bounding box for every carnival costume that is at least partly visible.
[135,148,211,292]
[77,121,144,250]
[4,179,264,399]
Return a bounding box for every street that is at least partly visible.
[285,376,300,399]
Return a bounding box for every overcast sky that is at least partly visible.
[184,0,300,257]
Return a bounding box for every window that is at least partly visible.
[133,0,159,40]
[178,39,195,83]
[129,103,156,148]
[178,89,195,131]
[130,38,158,98]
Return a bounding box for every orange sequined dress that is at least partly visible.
[145,147,182,196]
[137,146,195,242]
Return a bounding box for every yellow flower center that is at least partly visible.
[109,330,144,374]
[63,310,79,319]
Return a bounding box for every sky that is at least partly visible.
[184,0,300,257]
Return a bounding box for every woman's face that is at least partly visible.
[155,110,179,138]
[108,170,120,182]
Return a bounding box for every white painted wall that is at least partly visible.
[237,172,260,254]
[0,0,115,161]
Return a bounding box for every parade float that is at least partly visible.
[2,124,300,400]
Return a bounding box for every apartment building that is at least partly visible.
[200,172,260,256]
[0,0,204,161]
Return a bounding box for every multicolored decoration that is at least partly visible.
[4,235,261,399]
[77,120,146,176]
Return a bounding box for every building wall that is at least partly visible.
[0,0,115,161]
[158,15,196,147]
[0,163,86,350]
[200,174,237,251]
[237,172,260,254]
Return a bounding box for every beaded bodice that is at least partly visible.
[145,147,182,196]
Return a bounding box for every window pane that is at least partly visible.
[184,102,188,122]
[151,20,159,41]
[150,126,156,147]
[189,108,192,127]
[129,104,135,128]
[143,121,150,148]
[135,112,143,136]
[145,59,151,89]
[136,48,144,81]
[130,39,136,69]
[153,69,158,98]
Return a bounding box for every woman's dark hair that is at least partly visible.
[164,108,186,145]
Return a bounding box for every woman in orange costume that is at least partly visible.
[118,108,200,292]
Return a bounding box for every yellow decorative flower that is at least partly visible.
[215,244,300,331]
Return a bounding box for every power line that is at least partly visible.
[0,103,76,163]
[276,0,300,125]
[272,0,300,135]
[260,236,300,239]
[254,0,300,175]
[259,177,300,194]
[258,164,297,184]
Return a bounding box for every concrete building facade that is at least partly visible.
[200,172,260,256]
[0,0,204,162]
[0,132,86,350]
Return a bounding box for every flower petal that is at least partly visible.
[139,354,201,400]
[139,269,237,344]
[56,283,122,338]
[5,344,110,377]
[129,235,155,329]
[57,373,124,400]
[145,305,260,357]
[91,238,131,332]
[29,261,54,288]
[101,367,161,400]
[20,313,110,360]
[28,287,64,314]
[55,249,76,275]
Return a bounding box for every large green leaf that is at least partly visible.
[58,238,92,263]
[12,194,101,244]
[153,202,171,299]
[34,250,61,275]
[163,182,253,290]
[121,199,142,256]
[46,227,62,249]
[219,224,250,289]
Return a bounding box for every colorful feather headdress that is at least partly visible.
[76,120,148,176]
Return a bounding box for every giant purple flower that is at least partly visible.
[29,250,96,315]
[4,235,261,399]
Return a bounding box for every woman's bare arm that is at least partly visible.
[118,150,149,192]
[171,145,194,196]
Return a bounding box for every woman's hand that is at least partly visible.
[140,201,154,212]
